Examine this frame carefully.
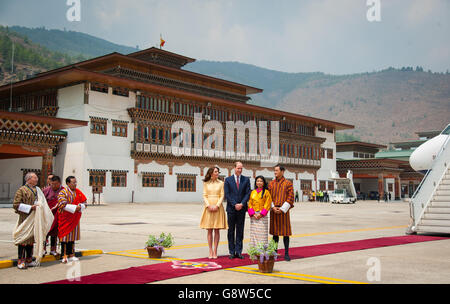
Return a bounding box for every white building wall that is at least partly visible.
[316,128,337,193]
[54,84,136,203]
[134,161,169,203]
[55,83,87,193]
[0,157,43,199]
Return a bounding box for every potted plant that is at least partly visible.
[145,232,174,258]
[247,239,279,273]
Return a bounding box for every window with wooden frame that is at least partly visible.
[111,171,127,187]
[319,180,327,190]
[301,180,312,191]
[112,86,129,97]
[90,82,109,94]
[327,148,334,159]
[88,170,106,187]
[142,173,165,188]
[177,174,196,192]
[112,120,128,137]
[388,183,393,192]
[328,181,335,191]
[90,117,107,135]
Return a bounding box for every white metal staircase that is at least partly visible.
[417,168,450,233]
[409,135,450,234]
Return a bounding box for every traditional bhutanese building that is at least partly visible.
[336,141,423,201]
[0,47,353,203]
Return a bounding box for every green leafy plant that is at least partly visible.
[145,232,174,253]
[247,239,278,263]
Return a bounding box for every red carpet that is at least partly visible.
[45,235,447,284]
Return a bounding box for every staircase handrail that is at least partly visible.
[410,135,450,228]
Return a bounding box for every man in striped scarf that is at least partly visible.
[268,164,294,261]
[57,176,87,263]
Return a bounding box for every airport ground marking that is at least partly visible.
[227,266,369,284]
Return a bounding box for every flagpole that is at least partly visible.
[9,41,14,111]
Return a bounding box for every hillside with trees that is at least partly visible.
[0,25,86,84]
[9,26,138,58]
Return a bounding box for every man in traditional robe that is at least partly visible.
[43,175,63,256]
[57,176,87,263]
[13,172,53,269]
[268,164,294,261]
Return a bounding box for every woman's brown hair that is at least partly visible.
[203,166,220,182]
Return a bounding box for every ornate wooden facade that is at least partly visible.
[0,111,87,187]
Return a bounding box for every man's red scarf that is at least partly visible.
[58,188,87,239]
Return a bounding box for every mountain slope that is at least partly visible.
[185,60,326,108]
[0,25,85,83]
[278,69,450,144]
[186,61,450,144]
[9,26,138,58]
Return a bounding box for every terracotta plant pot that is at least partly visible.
[146,246,163,258]
[257,255,275,273]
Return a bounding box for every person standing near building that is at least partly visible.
[224,161,250,259]
[45,173,54,188]
[13,172,39,269]
[43,175,63,256]
[269,164,294,261]
[57,176,87,263]
[247,176,272,247]
[12,172,53,269]
[295,190,299,202]
[200,167,227,259]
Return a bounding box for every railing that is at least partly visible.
[410,135,450,229]
[130,142,321,166]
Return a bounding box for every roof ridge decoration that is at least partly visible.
[127,47,196,69]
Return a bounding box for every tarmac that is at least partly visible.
[0,200,449,284]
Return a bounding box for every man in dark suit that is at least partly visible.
[224,161,251,259]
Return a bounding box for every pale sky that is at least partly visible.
[0,0,449,74]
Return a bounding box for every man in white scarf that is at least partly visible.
[12,172,54,269]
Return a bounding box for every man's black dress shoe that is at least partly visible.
[229,254,235,259]
[284,254,291,261]
[236,253,244,259]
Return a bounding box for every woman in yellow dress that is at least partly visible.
[200,166,228,259]
[247,176,272,247]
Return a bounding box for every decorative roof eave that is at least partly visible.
[0,110,88,131]
[337,158,409,171]
[11,50,262,96]
[336,141,387,149]
[0,68,352,131]
[127,47,196,63]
